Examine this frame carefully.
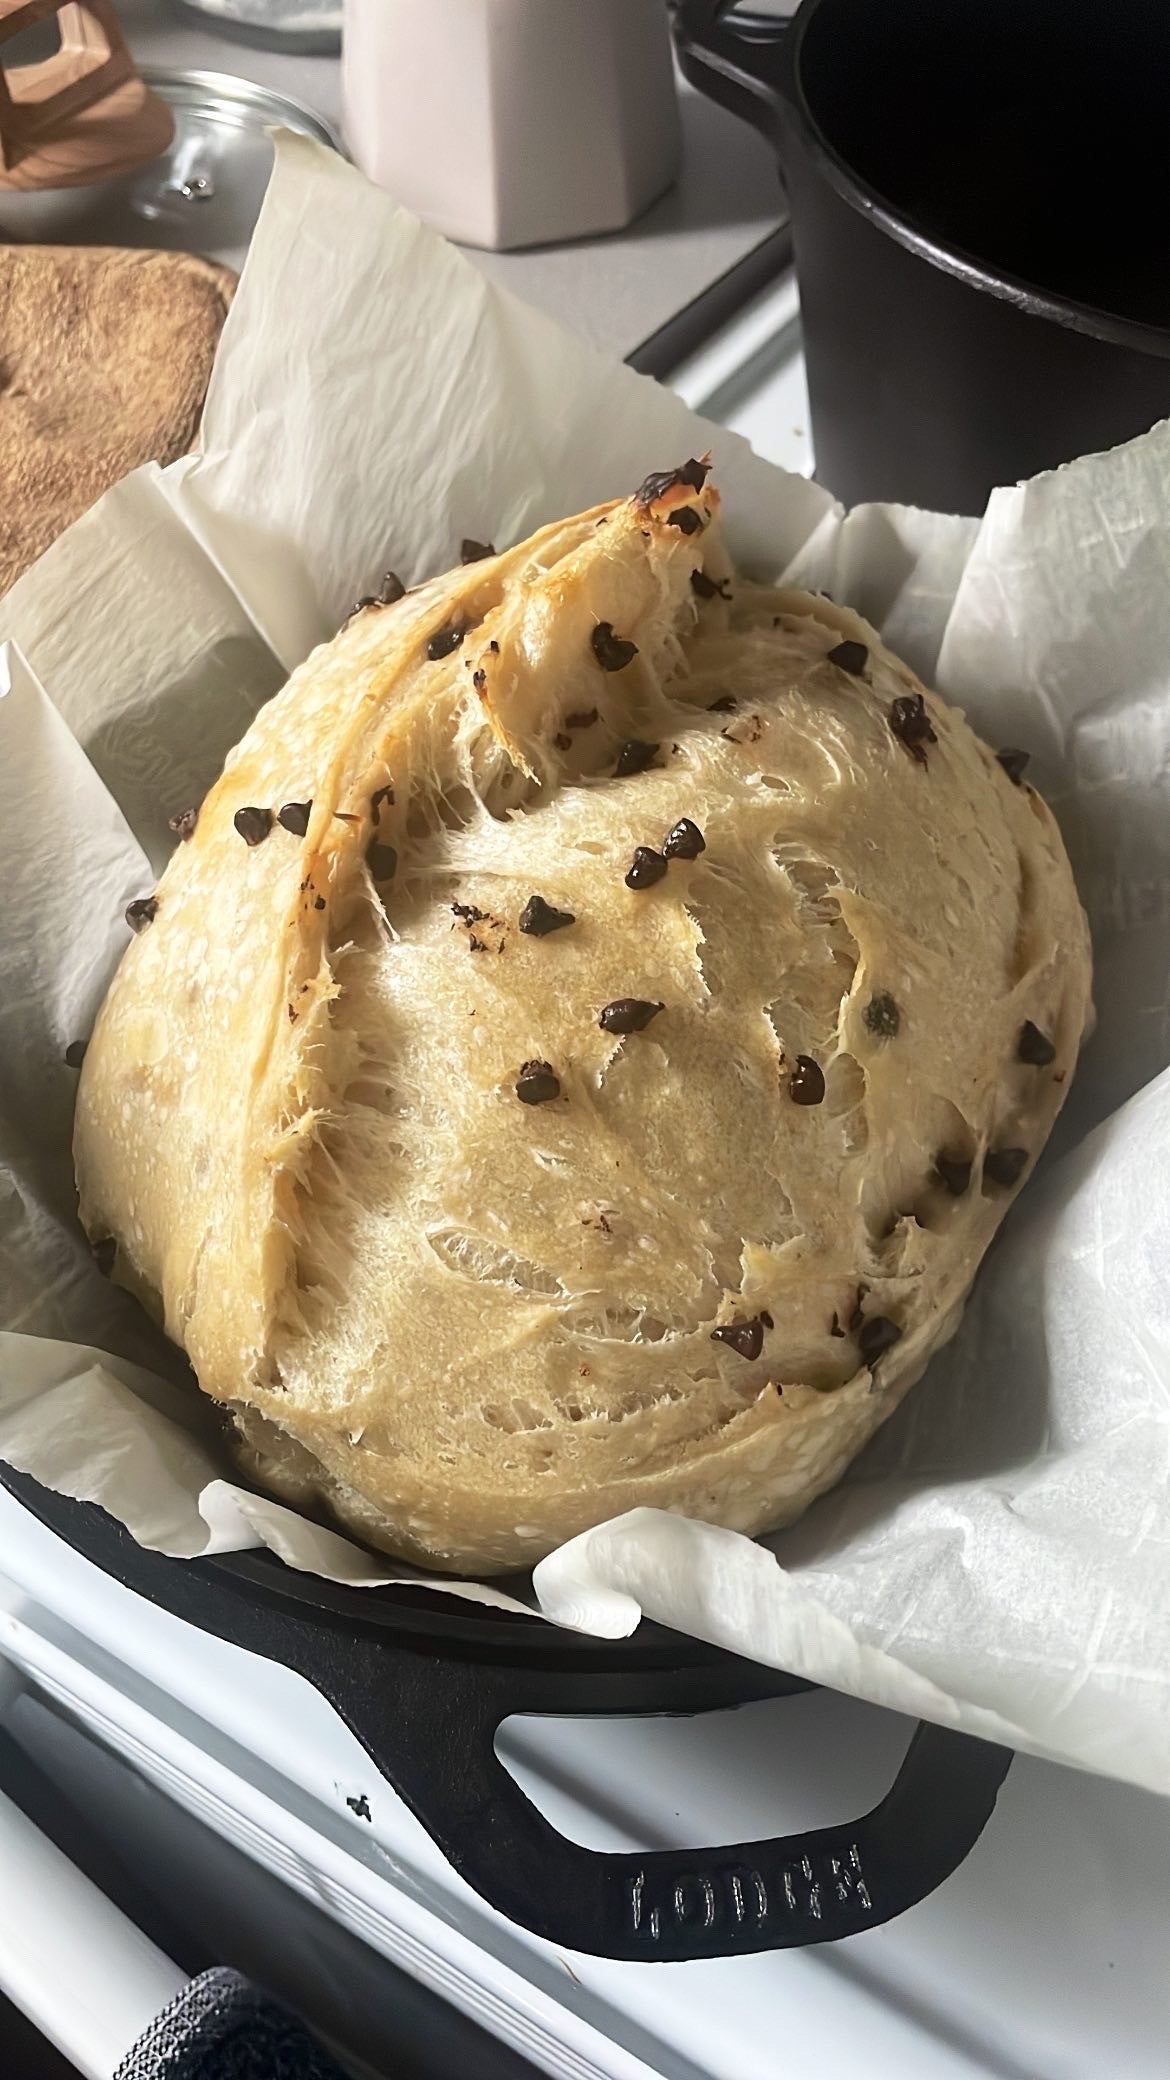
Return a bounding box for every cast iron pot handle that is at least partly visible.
[672,0,792,150]
[293,1629,1011,1963]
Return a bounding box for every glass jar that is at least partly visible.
[170,1,341,56]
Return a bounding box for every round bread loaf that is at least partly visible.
[73,468,1092,1573]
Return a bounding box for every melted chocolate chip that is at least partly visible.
[935,1152,973,1196]
[691,568,719,600]
[635,458,710,507]
[169,805,198,841]
[829,1312,846,1337]
[711,1315,767,1361]
[614,739,659,777]
[461,538,495,563]
[350,595,378,618]
[234,805,272,847]
[565,708,598,730]
[519,895,575,937]
[788,1055,825,1105]
[64,1040,87,1068]
[371,784,394,818]
[427,620,465,661]
[662,817,706,860]
[313,895,326,911]
[379,571,406,605]
[984,1146,1028,1187]
[888,694,938,766]
[591,622,638,672]
[827,639,868,675]
[863,992,900,1038]
[367,842,398,881]
[488,639,499,654]
[667,505,704,536]
[473,669,488,693]
[1018,1019,1056,1066]
[708,693,736,713]
[125,896,158,933]
[452,902,486,924]
[997,747,1030,785]
[92,1236,116,1277]
[278,800,312,837]
[599,998,664,1034]
[859,1315,902,1364]
[516,1060,561,1106]
[624,846,668,890]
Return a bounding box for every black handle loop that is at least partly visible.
[672,0,793,151]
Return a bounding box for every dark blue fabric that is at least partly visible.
[113,1968,350,2080]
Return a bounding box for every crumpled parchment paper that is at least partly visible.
[3,136,1169,1794]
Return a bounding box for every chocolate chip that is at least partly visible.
[461,538,495,563]
[350,595,378,618]
[92,1236,116,1277]
[662,817,706,860]
[565,708,598,730]
[788,1055,825,1105]
[708,694,736,713]
[64,1040,87,1068]
[125,896,158,933]
[278,800,312,837]
[828,639,868,675]
[452,902,486,924]
[614,739,658,777]
[519,895,575,937]
[984,1146,1028,1187]
[888,694,938,766]
[691,568,719,600]
[667,506,704,536]
[169,805,198,841]
[367,842,398,881]
[624,846,668,890]
[711,1315,767,1361]
[473,669,488,693]
[427,620,465,661]
[313,895,326,911]
[516,1060,560,1105]
[488,639,499,654]
[934,1152,973,1196]
[863,992,900,1038]
[371,784,394,818]
[599,998,664,1034]
[379,571,406,605]
[592,622,638,672]
[997,747,1030,785]
[234,806,272,847]
[859,1315,902,1364]
[1017,1019,1056,1066]
[635,458,710,507]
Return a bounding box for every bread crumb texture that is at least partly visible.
[74,472,1092,1571]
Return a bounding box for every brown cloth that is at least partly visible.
[0,243,234,598]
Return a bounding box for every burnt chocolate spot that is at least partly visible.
[708,694,736,713]
[427,620,466,661]
[667,505,704,536]
[278,800,312,837]
[624,846,668,890]
[984,1146,1029,1187]
[92,1237,116,1277]
[1018,1019,1056,1066]
[169,806,198,841]
[711,1315,767,1361]
[828,639,868,675]
[367,842,398,881]
[888,694,938,766]
[519,895,575,937]
[788,1055,825,1105]
[591,622,638,672]
[935,1151,973,1196]
[565,708,598,730]
[234,805,272,847]
[125,896,158,933]
[997,747,1030,785]
[614,739,659,777]
[599,998,664,1034]
[64,1040,87,1068]
[859,1315,902,1364]
[371,784,394,818]
[662,817,706,860]
[863,992,900,1038]
[691,568,719,600]
[379,571,406,605]
[461,538,495,563]
[516,1060,561,1106]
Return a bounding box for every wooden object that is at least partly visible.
[0,1,173,189]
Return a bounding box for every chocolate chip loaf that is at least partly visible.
[73,468,1092,1573]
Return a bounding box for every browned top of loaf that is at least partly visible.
[0,242,234,597]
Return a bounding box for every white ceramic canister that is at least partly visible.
[341,0,682,250]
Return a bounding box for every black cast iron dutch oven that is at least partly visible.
[674,0,1170,514]
[0,1464,1010,1960]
